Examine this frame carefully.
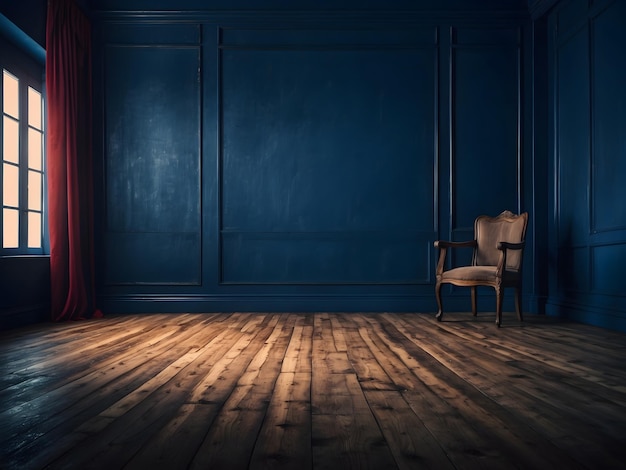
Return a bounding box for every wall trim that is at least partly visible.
[91,10,529,24]
[546,298,626,333]
[528,0,559,20]
[0,13,45,64]
[98,292,531,315]
[0,302,50,330]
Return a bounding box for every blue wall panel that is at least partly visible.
[557,246,588,292]
[90,0,528,11]
[0,256,49,329]
[452,28,521,231]
[221,232,432,284]
[547,0,626,330]
[103,38,202,285]
[93,7,531,314]
[592,244,626,295]
[592,1,626,233]
[220,44,437,284]
[556,28,589,247]
[105,232,201,285]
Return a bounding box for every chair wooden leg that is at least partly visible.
[495,286,503,327]
[435,282,443,321]
[515,285,524,322]
[470,287,477,317]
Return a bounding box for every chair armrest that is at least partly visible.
[495,241,526,276]
[497,241,525,251]
[434,240,477,249]
[434,240,477,276]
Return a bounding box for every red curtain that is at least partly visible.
[46,0,102,321]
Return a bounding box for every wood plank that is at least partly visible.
[1,312,626,469]
[187,314,295,469]
[0,314,181,391]
[329,313,348,353]
[364,389,456,469]
[350,314,522,468]
[0,314,233,449]
[312,413,397,470]
[20,313,265,468]
[250,372,312,469]
[310,313,397,469]
[435,313,626,390]
[92,314,279,468]
[339,317,398,392]
[380,313,591,468]
[120,316,288,469]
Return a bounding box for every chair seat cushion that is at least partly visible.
[441,266,520,282]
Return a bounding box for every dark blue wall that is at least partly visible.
[0,255,50,329]
[3,0,625,331]
[92,1,532,314]
[0,0,46,48]
[546,0,626,330]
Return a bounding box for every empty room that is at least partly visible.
[1,0,625,468]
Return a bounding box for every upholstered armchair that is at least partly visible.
[434,211,528,327]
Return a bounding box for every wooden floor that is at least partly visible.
[1,312,626,469]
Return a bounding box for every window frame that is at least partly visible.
[0,35,47,256]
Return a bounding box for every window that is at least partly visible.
[1,67,45,254]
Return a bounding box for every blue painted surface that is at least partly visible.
[452,28,521,229]
[93,6,529,315]
[0,257,50,329]
[592,6,626,233]
[220,45,436,284]
[89,0,528,12]
[0,13,45,63]
[546,0,626,330]
[0,0,46,49]
[3,0,625,331]
[103,38,202,285]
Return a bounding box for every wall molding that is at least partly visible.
[528,0,559,20]
[92,10,528,24]
[0,302,49,330]
[546,297,626,333]
[98,291,529,315]
[0,13,45,64]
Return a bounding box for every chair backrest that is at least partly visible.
[473,211,528,270]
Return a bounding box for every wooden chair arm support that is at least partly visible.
[434,240,477,249]
[434,240,477,275]
[495,241,525,276]
[497,241,525,251]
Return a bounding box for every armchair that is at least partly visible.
[434,211,528,327]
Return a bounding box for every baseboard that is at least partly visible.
[97,291,533,316]
[0,302,50,330]
[546,298,626,333]
[98,293,432,314]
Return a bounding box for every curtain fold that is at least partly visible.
[46,0,102,321]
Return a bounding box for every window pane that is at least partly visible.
[2,68,45,253]
[28,87,42,130]
[28,128,42,170]
[3,208,18,248]
[28,170,41,210]
[3,116,19,163]
[3,163,19,207]
[3,70,19,118]
[28,212,41,248]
